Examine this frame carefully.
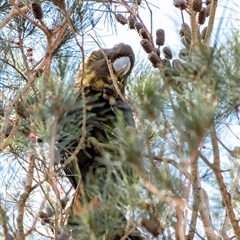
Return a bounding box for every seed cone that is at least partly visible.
[128,15,136,29]
[173,59,185,73]
[139,29,149,40]
[141,39,154,53]
[179,48,188,60]
[192,0,202,12]
[198,8,206,24]
[115,13,127,25]
[173,0,188,10]
[135,22,143,33]
[156,29,165,46]
[179,23,191,37]
[32,2,43,20]
[148,52,162,68]
[181,35,191,48]
[163,46,173,59]
[162,58,171,68]
[205,0,212,5]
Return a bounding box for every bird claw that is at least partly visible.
[103,82,122,99]
[103,83,123,106]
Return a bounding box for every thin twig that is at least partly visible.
[198,151,213,168]
[210,124,240,237]
[120,223,137,240]
[222,168,240,236]
[190,140,216,239]
[204,0,219,45]
[144,0,153,36]
[188,0,198,49]
[16,149,35,240]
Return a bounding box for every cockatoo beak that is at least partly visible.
[113,56,131,76]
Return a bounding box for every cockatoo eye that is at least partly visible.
[113,56,131,76]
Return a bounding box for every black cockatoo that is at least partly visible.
[57,43,144,239]
[58,43,135,189]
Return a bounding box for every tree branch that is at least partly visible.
[210,124,240,238]
[16,151,35,240]
[204,0,219,46]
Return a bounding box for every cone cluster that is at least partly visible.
[173,0,211,35]
[113,0,212,70]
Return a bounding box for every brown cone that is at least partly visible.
[135,22,143,33]
[115,13,127,25]
[156,29,165,46]
[32,2,43,20]
[163,46,173,59]
[148,52,162,67]
[141,39,154,54]
[128,15,136,29]
[173,0,188,10]
[192,0,202,12]
[198,8,206,24]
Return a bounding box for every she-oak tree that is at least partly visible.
[1,0,240,239]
